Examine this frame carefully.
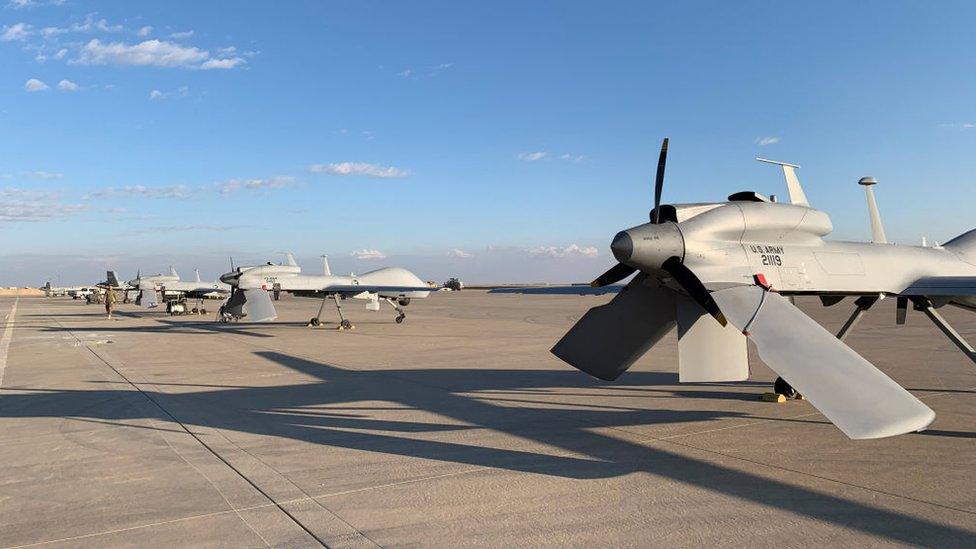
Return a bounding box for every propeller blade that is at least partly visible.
[661,256,727,326]
[652,137,669,223]
[591,263,637,287]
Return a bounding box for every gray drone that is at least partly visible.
[554,139,976,439]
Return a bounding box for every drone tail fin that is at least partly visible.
[756,158,809,207]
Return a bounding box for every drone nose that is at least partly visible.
[610,231,633,262]
[614,221,684,272]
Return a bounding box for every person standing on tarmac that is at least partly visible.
[105,287,117,319]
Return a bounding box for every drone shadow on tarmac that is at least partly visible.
[0,350,972,546]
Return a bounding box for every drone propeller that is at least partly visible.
[591,263,637,288]
[591,138,670,288]
[561,138,732,383]
[652,137,668,223]
[661,257,727,326]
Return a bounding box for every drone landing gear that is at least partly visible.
[910,297,976,364]
[189,298,208,316]
[385,298,407,324]
[308,294,355,330]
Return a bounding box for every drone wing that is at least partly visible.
[900,276,976,296]
[323,284,434,297]
[489,285,622,295]
[712,286,935,439]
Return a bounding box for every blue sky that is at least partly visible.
[1,1,975,285]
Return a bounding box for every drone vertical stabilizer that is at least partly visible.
[322,255,332,276]
[676,295,749,382]
[194,268,202,283]
[169,266,179,278]
[756,158,809,207]
[284,252,298,267]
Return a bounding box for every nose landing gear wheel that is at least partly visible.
[339,319,353,330]
[307,317,321,327]
[774,377,800,399]
[395,314,405,324]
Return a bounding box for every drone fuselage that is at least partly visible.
[618,200,976,307]
[233,267,432,300]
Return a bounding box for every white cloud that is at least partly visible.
[518,151,585,163]
[57,79,78,91]
[449,248,474,258]
[82,185,189,200]
[351,249,387,260]
[755,136,780,147]
[54,47,67,59]
[2,23,32,41]
[70,13,122,33]
[199,57,245,70]
[528,244,599,258]
[309,162,409,179]
[149,86,189,100]
[128,224,247,235]
[0,187,83,222]
[40,26,63,38]
[518,151,548,161]
[397,68,414,77]
[36,13,121,39]
[72,39,245,70]
[938,122,976,130]
[216,176,295,196]
[137,26,152,37]
[25,170,62,179]
[24,78,49,91]
[169,30,194,40]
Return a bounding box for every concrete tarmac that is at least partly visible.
[0,292,974,547]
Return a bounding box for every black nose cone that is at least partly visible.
[610,231,633,262]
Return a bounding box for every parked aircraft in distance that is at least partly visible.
[218,254,434,329]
